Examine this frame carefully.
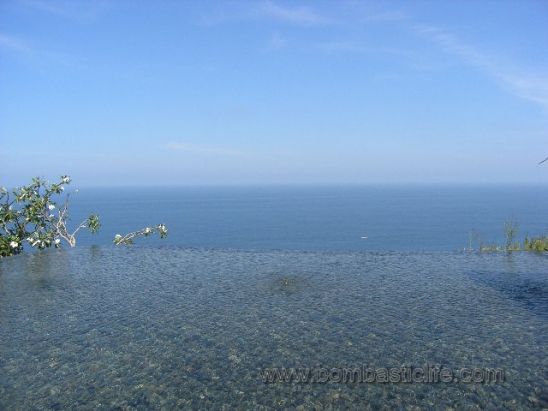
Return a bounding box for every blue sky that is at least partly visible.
[1,0,547,185]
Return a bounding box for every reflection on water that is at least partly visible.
[468,254,548,319]
[0,247,547,409]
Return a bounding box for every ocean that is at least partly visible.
[2,185,547,408]
[70,185,548,251]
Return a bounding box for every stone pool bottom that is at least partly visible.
[0,247,546,410]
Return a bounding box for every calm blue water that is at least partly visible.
[2,186,547,409]
[70,185,548,251]
[1,248,547,409]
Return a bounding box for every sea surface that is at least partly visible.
[1,185,547,409]
[0,248,546,409]
[69,185,548,251]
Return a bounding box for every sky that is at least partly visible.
[1,0,548,186]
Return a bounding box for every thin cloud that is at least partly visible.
[201,1,332,27]
[0,32,86,69]
[414,25,548,111]
[21,0,110,21]
[200,2,407,32]
[0,33,30,53]
[258,2,404,26]
[164,142,247,157]
[21,0,71,16]
[259,1,331,26]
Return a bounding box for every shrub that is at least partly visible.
[503,220,518,251]
[524,236,548,252]
[0,175,168,258]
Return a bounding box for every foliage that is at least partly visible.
[478,243,503,253]
[113,224,168,245]
[0,176,98,257]
[1,175,168,258]
[523,235,548,252]
[472,220,547,253]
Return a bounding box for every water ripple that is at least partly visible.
[0,247,546,409]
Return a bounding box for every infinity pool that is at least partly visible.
[0,247,546,409]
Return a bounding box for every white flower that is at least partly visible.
[60,186,64,191]
[144,227,152,234]
[48,204,55,210]
[61,176,70,184]
[9,241,18,248]
[54,239,61,245]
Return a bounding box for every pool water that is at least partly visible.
[0,247,547,409]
